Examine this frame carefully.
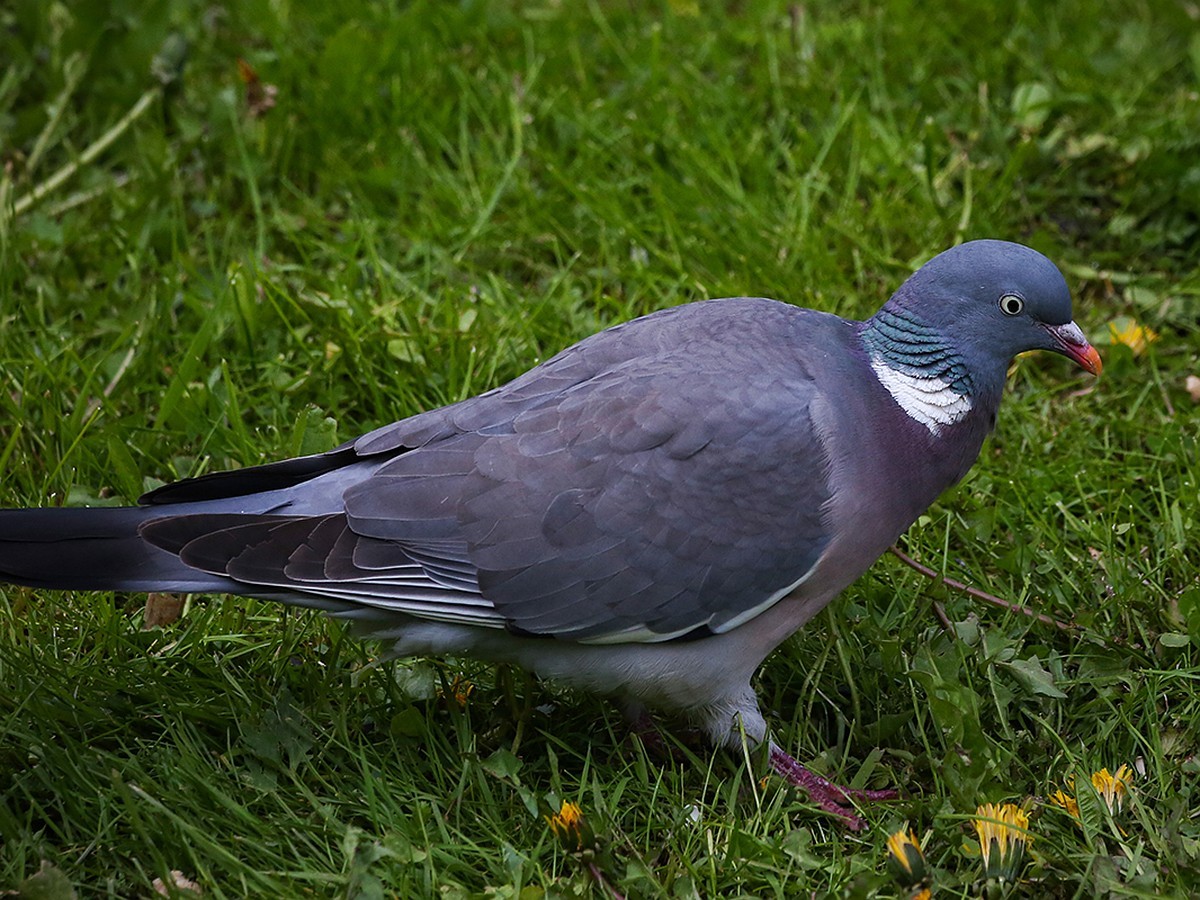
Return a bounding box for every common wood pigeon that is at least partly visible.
[0,239,1101,827]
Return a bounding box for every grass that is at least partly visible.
[1,0,1198,895]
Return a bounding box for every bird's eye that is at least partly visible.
[999,294,1025,316]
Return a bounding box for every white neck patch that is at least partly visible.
[870,356,973,435]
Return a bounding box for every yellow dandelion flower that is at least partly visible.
[436,675,474,708]
[973,802,1032,882]
[1049,788,1080,821]
[886,828,928,887]
[1091,765,1132,814]
[545,800,595,852]
[449,675,474,707]
[1108,317,1159,355]
[910,889,932,900]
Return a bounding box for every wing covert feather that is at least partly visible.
[345,301,837,641]
[140,299,843,644]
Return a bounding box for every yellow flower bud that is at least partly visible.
[886,828,928,888]
[545,801,595,852]
[973,802,1031,882]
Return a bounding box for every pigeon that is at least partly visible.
[0,239,1100,827]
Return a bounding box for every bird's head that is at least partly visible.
[888,240,1102,378]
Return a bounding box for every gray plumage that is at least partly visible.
[0,239,1101,826]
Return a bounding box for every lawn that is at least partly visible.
[1,0,1198,896]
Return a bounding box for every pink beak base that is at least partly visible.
[1046,321,1103,375]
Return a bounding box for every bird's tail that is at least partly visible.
[0,506,238,593]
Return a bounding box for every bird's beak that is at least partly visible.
[1045,321,1103,375]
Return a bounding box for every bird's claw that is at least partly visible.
[767,744,897,830]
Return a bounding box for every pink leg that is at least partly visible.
[768,743,898,830]
[627,706,670,757]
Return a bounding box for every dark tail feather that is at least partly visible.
[0,506,239,593]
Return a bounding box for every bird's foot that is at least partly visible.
[623,705,705,761]
[768,743,897,830]
[627,706,671,757]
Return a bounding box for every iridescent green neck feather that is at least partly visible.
[860,307,973,396]
[860,307,976,435]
